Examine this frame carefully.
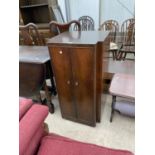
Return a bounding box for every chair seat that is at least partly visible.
[110,42,119,50]
[109,73,135,99]
[37,133,133,155]
[120,45,135,53]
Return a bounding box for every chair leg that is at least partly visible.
[110,95,116,122]
[112,51,115,60]
[123,52,127,61]
[44,82,55,114]
[116,51,123,60]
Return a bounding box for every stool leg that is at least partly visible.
[110,95,116,122]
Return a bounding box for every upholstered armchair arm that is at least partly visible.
[19,104,49,155]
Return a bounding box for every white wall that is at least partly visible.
[57,0,135,30]
[68,0,100,30]
[58,0,67,22]
[100,0,135,29]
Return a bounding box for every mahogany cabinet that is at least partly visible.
[48,31,110,126]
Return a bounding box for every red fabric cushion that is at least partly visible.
[37,133,134,155]
[19,104,49,155]
[19,97,33,120]
[24,126,44,155]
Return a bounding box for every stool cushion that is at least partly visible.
[109,73,135,99]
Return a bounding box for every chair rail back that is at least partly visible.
[121,18,135,45]
[19,23,45,46]
[78,16,95,31]
[49,20,81,36]
[99,20,119,42]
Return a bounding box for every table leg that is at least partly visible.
[110,95,116,122]
[46,61,57,96]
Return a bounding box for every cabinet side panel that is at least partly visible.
[96,35,110,122]
[71,47,96,126]
[48,46,76,119]
[96,42,103,122]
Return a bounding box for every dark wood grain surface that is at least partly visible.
[49,47,77,120]
[70,47,96,126]
[48,31,110,126]
[103,58,135,75]
[19,45,55,113]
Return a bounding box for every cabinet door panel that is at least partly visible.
[49,47,76,119]
[71,47,96,126]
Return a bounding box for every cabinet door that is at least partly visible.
[71,47,96,126]
[49,47,76,120]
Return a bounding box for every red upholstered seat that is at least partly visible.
[19,98,134,155]
[37,133,133,155]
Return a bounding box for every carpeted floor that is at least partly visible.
[45,94,135,153]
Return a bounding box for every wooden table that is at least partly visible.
[102,58,135,92]
[19,46,56,113]
[104,58,135,75]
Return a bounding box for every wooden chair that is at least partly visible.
[99,20,119,42]
[77,16,95,31]
[19,23,45,46]
[117,18,135,60]
[99,20,121,60]
[49,20,81,36]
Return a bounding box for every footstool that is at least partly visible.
[109,73,135,122]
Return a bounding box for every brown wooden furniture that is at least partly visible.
[19,23,57,96]
[19,23,46,45]
[19,46,55,113]
[77,16,95,31]
[109,73,135,122]
[99,20,120,60]
[121,18,135,44]
[19,0,52,28]
[47,31,110,126]
[117,19,135,60]
[103,58,135,92]
[99,20,119,42]
[49,20,81,36]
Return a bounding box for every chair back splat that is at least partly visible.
[19,23,45,46]
[99,20,119,42]
[121,18,135,45]
[77,16,95,31]
[117,18,135,60]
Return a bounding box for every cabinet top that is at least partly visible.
[47,31,109,46]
